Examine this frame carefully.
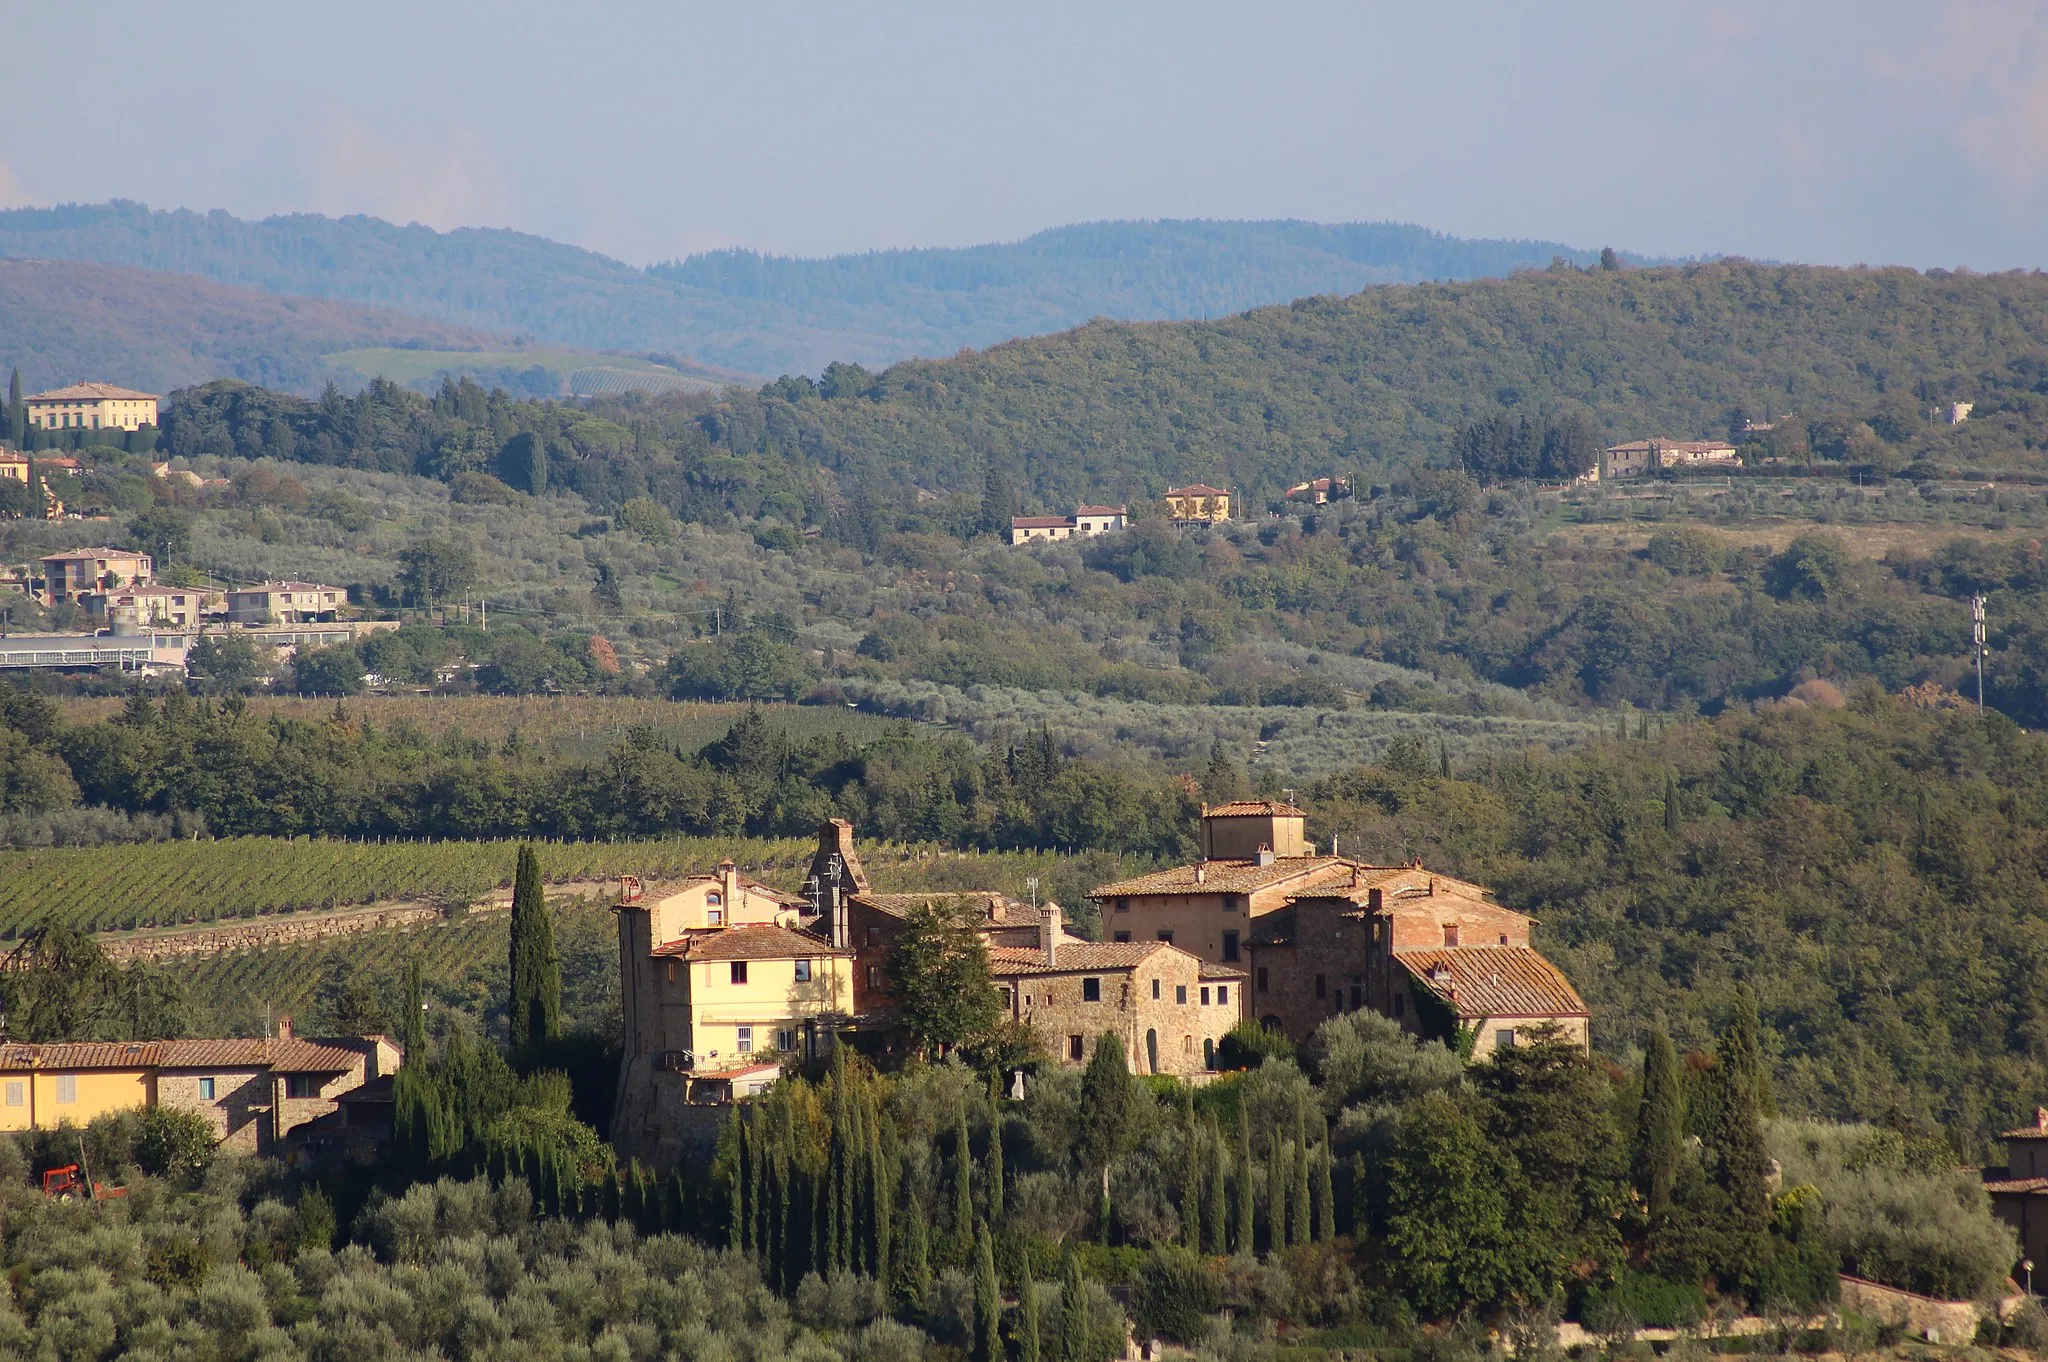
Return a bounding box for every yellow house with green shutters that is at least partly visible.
[612,859,856,1169]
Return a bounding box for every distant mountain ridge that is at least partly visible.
[0,201,1607,376]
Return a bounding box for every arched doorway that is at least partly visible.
[1145,1028,1159,1074]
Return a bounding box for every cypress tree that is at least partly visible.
[1179,1121,1203,1250]
[507,845,561,1049]
[732,1116,753,1252]
[1290,1104,1312,1247]
[871,1096,894,1279]
[1634,1027,1685,1217]
[6,369,20,447]
[1703,1028,1774,1279]
[1205,1120,1229,1254]
[1265,1131,1286,1255]
[1234,1106,1255,1254]
[954,1107,974,1257]
[1720,985,1776,1117]
[1059,1249,1088,1362]
[986,1103,1006,1223]
[974,1222,1002,1362]
[894,1193,932,1315]
[1018,1258,1041,1362]
[1664,771,1681,836]
[402,956,427,1058]
[829,1061,853,1273]
[1314,1118,1336,1243]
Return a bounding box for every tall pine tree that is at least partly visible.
[894,1192,931,1315]
[974,1222,1002,1362]
[508,845,560,1049]
[1059,1249,1088,1362]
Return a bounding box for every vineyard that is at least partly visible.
[0,835,827,936]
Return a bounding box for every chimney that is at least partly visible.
[1255,844,1275,868]
[276,1014,294,1041]
[1193,864,1206,885]
[719,859,739,915]
[1042,903,1061,967]
[831,873,849,950]
[1428,877,1437,896]
[2037,1106,2048,1131]
[1368,887,1383,911]
[1349,865,1361,889]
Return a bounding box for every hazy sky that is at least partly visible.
[4,1,2044,268]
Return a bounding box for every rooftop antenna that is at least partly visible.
[1972,595,1988,713]
[1025,877,1040,911]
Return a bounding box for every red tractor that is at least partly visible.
[40,1163,125,1200]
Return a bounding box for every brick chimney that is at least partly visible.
[1041,903,1062,967]
[719,859,739,916]
[1255,844,1276,868]
[1193,864,1206,885]
[276,1014,294,1041]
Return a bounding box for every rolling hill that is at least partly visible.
[0,201,1607,376]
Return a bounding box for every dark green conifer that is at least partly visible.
[1206,1120,1229,1253]
[1634,1026,1685,1217]
[1314,1117,1336,1242]
[507,845,560,1049]
[1665,771,1681,836]
[986,1102,1005,1223]
[954,1106,974,1256]
[1234,1106,1255,1254]
[1265,1131,1287,1255]
[1059,1249,1088,1362]
[1018,1257,1041,1362]
[1290,1103,1312,1247]
[894,1192,932,1315]
[974,1222,1002,1362]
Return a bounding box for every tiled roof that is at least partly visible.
[1399,946,1586,1020]
[337,1075,395,1104]
[1288,869,1501,909]
[1167,484,1228,497]
[1204,799,1304,817]
[40,547,145,561]
[852,891,1036,927]
[157,1039,361,1072]
[1090,857,1348,898]
[653,923,846,961]
[643,871,804,907]
[987,941,1167,975]
[0,1042,159,1070]
[2001,1110,2048,1139]
[1074,504,1126,516]
[28,382,157,402]
[0,1038,363,1072]
[1198,961,1249,979]
[1985,1177,2048,1194]
[1011,516,1073,529]
[229,582,344,594]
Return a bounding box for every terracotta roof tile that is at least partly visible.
[0,1042,160,1070]
[1203,799,1305,817]
[1166,484,1229,497]
[1091,857,1349,898]
[1399,946,1586,1020]
[654,923,846,961]
[156,1039,362,1071]
[1985,1177,2048,1194]
[1073,504,1126,516]
[29,382,158,402]
[1011,516,1073,529]
[988,941,1167,975]
[852,891,1036,927]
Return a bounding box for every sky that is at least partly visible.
[2,1,2044,269]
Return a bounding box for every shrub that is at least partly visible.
[1131,1247,1219,1344]
[133,1106,215,1183]
[1216,1018,1295,1071]
[1581,1270,1706,1331]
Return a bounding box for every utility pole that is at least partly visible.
[1973,595,1988,713]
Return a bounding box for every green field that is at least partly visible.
[324,347,728,396]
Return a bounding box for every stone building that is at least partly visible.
[989,906,1242,1075]
[1985,1108,2048,1276]
[1088,801,1353,968]
[40,547,152,605]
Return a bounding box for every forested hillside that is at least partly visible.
[0,258,501,394]
[0,201,1599,374]
[690,261,2048,507]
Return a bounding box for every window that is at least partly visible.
[737,1027,754,1053]
[55,1075,76,1104]
[1217,985,1228,1005]
[730,961,749,985]
[666,961,678,985]
[1151,979,1161,1000]
[794,959,812,983]
[867,965,881,988]
[778,1029,797,1051]
[1114,898,1129,913]
[866,926,882,946]
[1200,986,1211,1005]
[1156,930,1174,945]
[1183,1034,1194,1054]
[1393,993,1405,1018]
[1314,974,1327,1000]
[1000,988,1013,1008]
[198,1077,216,1100]
[1256,967,1269,993]
[1221,930,1239,962]
[1499,933,1509,945]
[1203,1037,1215,1068]
[286,1075,320,1099]
[1496,1029,1517,1050]
[707,908,723,926]
[1351,985,1363,1009]
[1082,977,1101,1002]
[1113,932,1131,943]
[1443,924,1460,947]
[3,1082,20,1106]
[1175,984,1187,1004]
[1068,1035,1085,1061]
[707,891,724,908]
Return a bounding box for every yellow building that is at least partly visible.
[1164,483,1232,523]
[612,862,857,1169]
[26,383,158,434]
[0,1042,156,1130]
[0,451,25,485]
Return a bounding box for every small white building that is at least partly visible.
[1072,504,1128,534]
[1011,505,1129,543]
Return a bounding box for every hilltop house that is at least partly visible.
[26,383,158,434]
[1164,484,1232,523]
[1984,1108,2048,1274]
[0,1023,399,1154]
[1284,476,1349,505]
[611,859,854,1169]
[1010,504,1129,543]
[1603,440,1741,478]
[84,584,220,630]
[226,582,348,624]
